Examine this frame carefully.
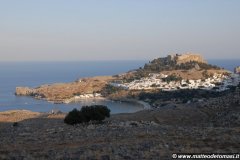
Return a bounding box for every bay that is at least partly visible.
[0,61,145,113]
[0,59,238,113]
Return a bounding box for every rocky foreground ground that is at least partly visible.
[1,117,239,160]
[1,90,240,160]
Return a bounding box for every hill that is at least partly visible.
[143,53,219,71]
[118,53,223,82]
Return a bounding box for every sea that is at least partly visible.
[0,59,239,113]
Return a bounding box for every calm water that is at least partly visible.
[0,59,239,113]
[208,59,239,71]
[0,61,146,113]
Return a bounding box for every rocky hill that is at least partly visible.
[118,53,225,83]
[142,53,219,73]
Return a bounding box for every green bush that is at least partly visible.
[64,105,110,125]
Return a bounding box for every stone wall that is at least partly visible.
[170,53,207,64]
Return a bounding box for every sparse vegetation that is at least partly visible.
[202,70,209,78]
[12,122,19,127]
[64,105,110,125]
[139,88,235,105]
[118,56,222,82]
[162,74,182,83]
[142,59,220,73]
[101,84,124,96]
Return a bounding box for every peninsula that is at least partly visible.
[15,53,240,106]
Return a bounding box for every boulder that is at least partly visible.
[49,109,62,114]
[194,63,201,70]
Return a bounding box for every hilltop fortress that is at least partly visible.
[165,53,207,64]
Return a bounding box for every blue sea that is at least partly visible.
[0,61,146,113]
[0,59,239,113]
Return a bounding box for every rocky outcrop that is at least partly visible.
[234,66,240,74]
[15,87,36,96]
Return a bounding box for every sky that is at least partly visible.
[0,0,240,61]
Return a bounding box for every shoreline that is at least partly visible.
[63,96,107,104]
[64,95,152,110]
[61,93,152,110]
[0,98,151,116]
[124,99,151,110]
[112,98,151,110]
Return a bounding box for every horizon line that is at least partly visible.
[0,58,240,62]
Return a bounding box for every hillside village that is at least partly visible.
[110,72,240,92]
[65,72,240,103]
[110,54,240,92]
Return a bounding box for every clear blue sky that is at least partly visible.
[0,0,240,61]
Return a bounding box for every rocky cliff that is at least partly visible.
[15,87,36,96]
